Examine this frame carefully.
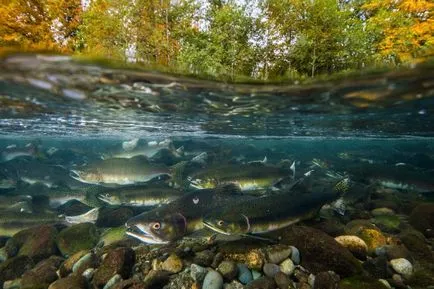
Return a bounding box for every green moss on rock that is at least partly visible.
[56,223,99,257]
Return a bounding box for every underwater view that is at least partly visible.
[0,54,433,289]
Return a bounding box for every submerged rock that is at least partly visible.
[313,271,340,289]
[334,235,368,260]
[357,228,387,254]
[0,256,34,287]
[390,258,413,278]
[14,225,59,263]
[237,263,253,285]
[48,274,87,289]
[409,203,434,238]
[190,264,207,283]
[21,256,64,289]
[269,226,362,277]
[56,223,99,257]
[58,250,88,277]
[218,261,238,281]
[265,245,292,264]
[202,270,223,289]
[279,258,295,276]
[161,254,183,274]
[362,255,391,279]
[245,276,276,289]
[263,263,280,278]
[92,247,135,289]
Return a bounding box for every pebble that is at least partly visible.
[390,258,413,278]
[289,246,300,265]
[190,264,207,283]
[279,258,295,276]
[237,263,253,285]
[211,252,224,269]
[202,270,224,289]
[82,268,95,280]
[308,274,315,288]
[194,250,215,267]
[72,252,92,273]
[263,263,280,278]
[3,279,21,289]
[274,271,291,289]
[379,279,392,289]
[334,235,368,260]
[265,245,292,264]
[218,261,238,280]
[245,276,276,289]
[223,280,244,289]
[161,254,183,273]
[371,208,395,216]
[252,270,261,280]
[103,274,122,289]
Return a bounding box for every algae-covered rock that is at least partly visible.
[334,235,368,260]
[357,228,387,254]
[339,275,389,289]
[92,247,135,289]
[58,250,88,278]
[407,268,434,289]
[399,231,433,264]
[390,258,413,278]
[0,256,34,287]
[372,215,401,233]
[99,226,128,247]
[344,219,379,235]
[17,225,59,263]
[21,256,64,289]
[48,274,87,289]
[409,203,434,238]
[56,223,99,257]
[269,226,362,277]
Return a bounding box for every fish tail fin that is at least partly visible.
[64,207,99,224]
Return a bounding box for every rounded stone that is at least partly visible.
[56,223,99,257]
[194,250,215,267]
[289,246,300,265]
[263,263,280,278]
[237,263,253,285]
[218,261,238,281]
[371,208,395,216]
[202,270,224,289]
[279,258,295,276]
[335,235,368,260]
[274,271,291,289]
[390,258,413,278]
[161,254,183,274]
[190,264,207,283]
[265,245,292,264]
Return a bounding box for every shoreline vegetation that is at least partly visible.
[0,0,433,83]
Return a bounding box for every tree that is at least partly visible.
[0,0,81,52]
[363,0,434,64]
[177,0,257,80]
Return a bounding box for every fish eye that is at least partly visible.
[192,197,199,204]
[152,222,161,230]
[217,220,224,226]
